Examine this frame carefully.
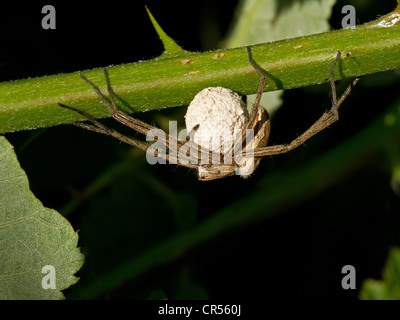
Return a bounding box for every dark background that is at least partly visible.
[1,0,400,299]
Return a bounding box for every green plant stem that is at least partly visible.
[77,87,400,299]
[1,7,400,133]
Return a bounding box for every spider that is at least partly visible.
[58,48,359,181]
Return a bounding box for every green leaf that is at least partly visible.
[226,0,337,114]
[0,136,84,299]
[360,247,400,300]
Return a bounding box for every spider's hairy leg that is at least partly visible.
[58,102,149,151]
[248,51,360,158]
[80,69,206,161]
[226,48,271,178]
[328,51,360,114]
[246,47,266,111]
[242,47,270,147]
[330,51,341,107]
[58,102,199,168]
[79,70,152,136]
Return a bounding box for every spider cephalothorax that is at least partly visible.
[59,48,359,181]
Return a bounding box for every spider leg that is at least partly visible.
[330,51,341,107]
[247,51,360,158]
[58,103,198,168]
[80,70,207,157]
[58,102,149,151]
[237,47,270,157]
[244,47,269,142]
[86,70,227,167]
[246,47,266,111]
[79,71,154,136]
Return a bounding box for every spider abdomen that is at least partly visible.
[185,87,249,153]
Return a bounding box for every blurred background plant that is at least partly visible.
[1,0,400,299]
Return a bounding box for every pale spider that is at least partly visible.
[58,48,359,181]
